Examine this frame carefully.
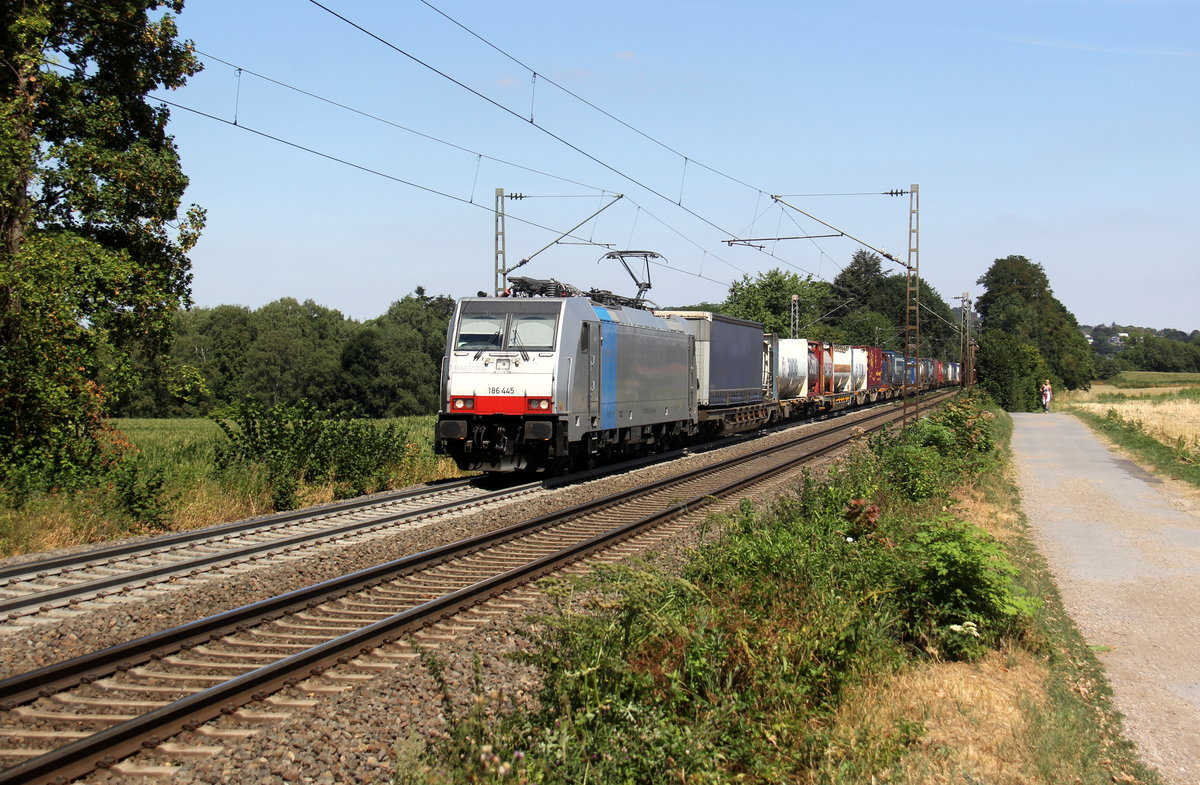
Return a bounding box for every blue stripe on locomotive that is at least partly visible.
[593,306,618,430]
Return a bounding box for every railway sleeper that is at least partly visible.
[162,655,262,672]
[128,666,227,684]
[10,707,136,725]
[148,741,225,758]
[194,725,259,739]
[50,694,165,710]
[95,678,201,696]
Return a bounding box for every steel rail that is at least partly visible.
[0,479,538,616]
[0,391,953,712]
[0,396,943,785]
[0,397,940,709]
[0,392,955,784]
[0,477,480,583]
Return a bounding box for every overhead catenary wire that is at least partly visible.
[184,48,749,281]
[413,0,763,195]
[155,96,609,248]
[152,96,728,289]
[305,0,748,246]
[71,0,906,295]
[190,49,607,195]
[407,0,906,278]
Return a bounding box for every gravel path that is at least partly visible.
[1011,412,1200,785]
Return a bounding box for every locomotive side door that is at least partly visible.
[583,321,599,424]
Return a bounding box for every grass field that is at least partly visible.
[1101,370,1200,389]
[0,415,465,557]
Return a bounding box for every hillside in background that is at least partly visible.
[1082,323,1200,377]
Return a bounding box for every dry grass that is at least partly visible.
[1,417,469,557]
[955,481,1024,545]
[169,481,275,532]
[822,645,1046,784]
[811,467,1053,784]
[1071,399,1200,447]
[1064,383,1191,400]
[1062,385,1200,450]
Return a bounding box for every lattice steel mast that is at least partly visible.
[902,184,920,427]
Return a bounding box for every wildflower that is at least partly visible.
[948,621,980,638]
[497,763,511,777]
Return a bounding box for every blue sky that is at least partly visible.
[159,0,1199,331]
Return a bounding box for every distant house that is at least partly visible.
[1108,332,1130,347]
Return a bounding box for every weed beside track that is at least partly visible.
[394,392,1159,784]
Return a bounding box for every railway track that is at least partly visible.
[0,477,543,623]
[0,392,954,783]
[0,394,910,625]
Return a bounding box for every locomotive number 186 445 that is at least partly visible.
[487,387,516,395]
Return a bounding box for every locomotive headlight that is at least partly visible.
[527,398,551,411]
[451,397,475,410]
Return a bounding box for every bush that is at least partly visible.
[213,399,413,509]
[401,392,1034,782]
[893,515,1039,659]
[110,456,176,531]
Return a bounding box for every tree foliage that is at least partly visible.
[975,328,1050,411]
[975,255,1093,395]
[717,255,962,363]
[1084,323,1200,375]
[1119,335,1200,373]
[721,268,831,337]
[111,289,455,418]
[1,1,204,491]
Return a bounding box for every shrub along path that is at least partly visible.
[1011,412,1200,784]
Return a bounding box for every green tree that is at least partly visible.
[830,249,888,314]
[242,298,352,409]
[721,268,831,337]
[976,329,1050,411]
[1,1,204,491]
[186,304,255,405]
[338,288,455,416]
[1121,335,1200,373]
[975,255,1093,391]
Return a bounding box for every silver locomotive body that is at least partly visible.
[435,296,697,472]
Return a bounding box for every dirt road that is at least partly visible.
[1011,412,1200,785]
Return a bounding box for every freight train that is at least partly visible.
[434,278,960,473]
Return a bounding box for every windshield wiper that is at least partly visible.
[473,326,501,360]
[510,329,530,361]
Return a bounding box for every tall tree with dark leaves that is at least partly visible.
[1,1,204,491]
[339,289,455,417]
[975,255,1093,392]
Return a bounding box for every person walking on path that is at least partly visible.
[1011,412,1200,784]
[1039,379,1053,412]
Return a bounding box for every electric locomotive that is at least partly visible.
[435,286,696,472]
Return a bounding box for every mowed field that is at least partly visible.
[1062,371,1200,457]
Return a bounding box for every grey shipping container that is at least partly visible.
[654,311,764,406]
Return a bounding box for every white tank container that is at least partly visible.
[832,345,852,392]
[776,338,813,398]
[849,347,868,392]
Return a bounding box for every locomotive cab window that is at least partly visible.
[455,301,562,353]
[511,314,557,351]
[456,313,505,351]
